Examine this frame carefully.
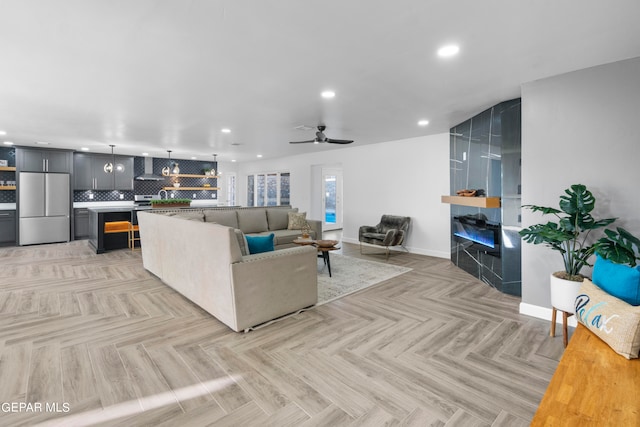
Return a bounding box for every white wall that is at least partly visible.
[236,133,451,258]
[521,57,640,317]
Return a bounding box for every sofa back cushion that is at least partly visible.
[237,209,269,233]
[267,208,298,231]
[174,211,205,222]
[245,233,275,254]
[205,210,239,229]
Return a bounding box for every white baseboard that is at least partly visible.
[340,237,449,259]
[519,302,578,327]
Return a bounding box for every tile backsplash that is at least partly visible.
[73,156,218,203]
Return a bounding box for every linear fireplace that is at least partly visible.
[448,98,521,296]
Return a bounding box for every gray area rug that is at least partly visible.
[317,254,412,305]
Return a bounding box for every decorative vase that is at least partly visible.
[549,272,583,314]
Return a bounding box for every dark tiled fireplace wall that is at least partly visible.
[449,98,522,296]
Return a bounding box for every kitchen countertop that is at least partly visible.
[74,201,134,208]
[0,203,16,210]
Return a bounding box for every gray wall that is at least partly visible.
[521,56,640,311]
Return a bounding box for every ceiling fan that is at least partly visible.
[289,125,354,145]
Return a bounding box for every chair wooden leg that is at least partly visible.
[550,307,557,337]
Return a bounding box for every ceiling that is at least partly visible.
[1,1,640,162]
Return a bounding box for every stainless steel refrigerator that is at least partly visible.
[19,172,70,245]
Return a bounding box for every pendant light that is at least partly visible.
[103,145,115,173]
[213,153,220,176]
[162,150,172,176]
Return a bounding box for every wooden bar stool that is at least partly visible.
[128,222,140,250]
[104,221,138,250]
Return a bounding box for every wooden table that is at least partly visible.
[531,323,640,426]
[293,239,340,277]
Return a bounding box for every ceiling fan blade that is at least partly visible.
[289,139,316,144]
[326,138,354,144]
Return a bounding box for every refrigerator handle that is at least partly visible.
[42,159,46,171]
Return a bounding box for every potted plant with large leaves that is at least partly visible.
[519,184,616,313]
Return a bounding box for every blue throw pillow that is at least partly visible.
[245,233,275,254]
[592,255,640,306]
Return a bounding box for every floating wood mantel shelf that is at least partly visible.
[441,195,501,208]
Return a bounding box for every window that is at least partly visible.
[247,172,290,206]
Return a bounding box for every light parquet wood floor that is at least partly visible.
[0,238,564,426]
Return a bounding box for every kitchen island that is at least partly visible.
[88,207,142,253]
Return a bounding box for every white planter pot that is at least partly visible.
[550,273,583,314]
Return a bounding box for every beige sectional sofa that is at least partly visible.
[137,208,319,332]
[150,206,322,250]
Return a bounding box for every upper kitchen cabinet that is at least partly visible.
[73,153,133,190]
[17,148,72,173]
[113,155,134,190]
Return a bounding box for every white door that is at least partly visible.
[322,168,343,231]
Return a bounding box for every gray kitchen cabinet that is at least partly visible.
[74,208,89,239]
[114,155,134,190]
[18,148,71,173]
[73,153,133,190]
[0,210,16,245]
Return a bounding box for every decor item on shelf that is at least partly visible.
[0,160,7,167]
[203,183,211,187]
[455,188,485,197]
[150,198,192,208]
[519,184,616,315]
[173,182,180,188]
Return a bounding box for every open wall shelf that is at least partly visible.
[441,195,501,208]
[163,187,219,191]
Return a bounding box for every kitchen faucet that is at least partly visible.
[157,189,168,200]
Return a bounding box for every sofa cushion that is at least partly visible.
[270,229,312,246]
[205,210,239,229]
[173,211,205,222]
[237,209,269,234]
[245,233,275,254]
[593,255,640,306]
[267,208,297,231]
[234,229,249,256]
[576,278,640,359]
[287,211,307,230]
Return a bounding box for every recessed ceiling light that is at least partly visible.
[221,128,231,133]
[80,147,90,151]
[321,90,336,99]
[191,156,197,160]
[257,154,263,158]
[3,141,14,145]
[418,120,430,126]
[142,152,149,156]
[36,141,50,145]
[231,159,237,162]
[437,44,460,58]
[0,131,6,136]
